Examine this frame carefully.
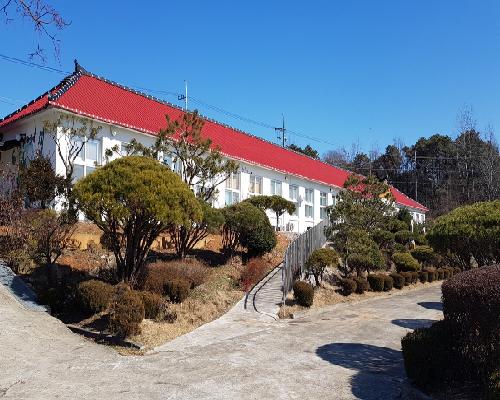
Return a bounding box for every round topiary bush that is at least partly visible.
[418,271,428,283]
[410,271,419,284]
[293,280,314,307]
[442,265,500,376]
[424,268,437,282]
[453,267,462,275]
[109,290,145,338]
[383,275,394,291]
[340,278,357,296]
[353,277,370,294]
[390,273,405,289]
[139,291,165,320]
[436,268,445,280]
[427,200,500,268]
[400,271,412,286]
[395,230,413,245]
[164,279,191,303]
[410,245,437,266]
[77,280,115,315]
[367,274,385,292]
[305,248,338,286]
[392,252,421,273]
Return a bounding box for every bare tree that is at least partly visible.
[1,0,69,62]
[44,115,101,214]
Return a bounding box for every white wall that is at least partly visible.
[1,110,426,232]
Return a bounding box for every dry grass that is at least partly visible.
[131,258,245,350]
[279,280,443,318]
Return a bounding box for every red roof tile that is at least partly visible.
[0,70,428,212]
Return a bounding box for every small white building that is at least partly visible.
[0,64,428,232]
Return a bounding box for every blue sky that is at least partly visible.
[1,1,499,155]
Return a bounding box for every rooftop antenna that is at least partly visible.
[178,80,188,110]
[275,114,287,147]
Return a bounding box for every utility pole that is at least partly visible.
[275,114,287,147]
[178,80,188,110]
[414,150,418,201]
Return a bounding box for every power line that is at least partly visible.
[0,53,341,148]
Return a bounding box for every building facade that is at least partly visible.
[0,64,428,232]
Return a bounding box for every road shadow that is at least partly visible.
[316,343,406,400]
[417,301,442,311]
[392,318,437,330]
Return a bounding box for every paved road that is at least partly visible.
[0,282,442,399]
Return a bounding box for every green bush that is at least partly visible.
[394,230,413,245]
[367,274,385,292]
[410,245,436,266]
[414,234,428,246]
[436,268,445,280]
[410,271,419,284]
[77,280,114,315]
[109,290,145,338]
[401,320,458,392]
[390,273,405,289]
[418,271,428,283]
[388,218,409,233]
[487,370,500,400]
[293,281,314,307]
[393,243,406,252]
[427,200,500,268]
[424,268,437,282]
[340,278,357,295]
[383,275,394,291]
[392,252,420,272]
[164,279,191,303]
[353,277,370,294]
[400,271,412,286]
[222,202,277,257]
[442,265,500,377]
[305,248,338,286]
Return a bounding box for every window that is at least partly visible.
[305,188,314,219]
[271,179,282,196]
[71,137,101,183]
[225,172,240,205]
[305,205,314,218]
[248,175,263,195]
[320,192,328,220]
[289,185,299,217]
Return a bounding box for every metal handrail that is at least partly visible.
[281,219,330,304]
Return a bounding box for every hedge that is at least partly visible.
[367,274,385,292]
[77,280,114,315]
[109,290,145,338]
[353,277,370,294]
[293,281,314,307]
[418,271,428,283]
[400,271,412,286]
[383,275,394,291]
[340,278,357,296]
[390,273,405,289]
[442,265,500,376]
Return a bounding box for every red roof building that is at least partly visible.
[0,63,428,214]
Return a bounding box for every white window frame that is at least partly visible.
[248,175,263,196]
[305,188,314,219]
[320,192,328,220]
[271,179,282,196]
[225,172,240,206]
[71,137,101,183]
[289,185,299,217]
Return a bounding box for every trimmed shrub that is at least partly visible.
[410,245,436,266]
[414,234,428,246]
[488,370,500,400]
[393,252,421,273]
[383,275,394,291]
[164,279,191,303]
[427,200,500,268]
[77,280,114,315]
[394,243,406,252]
[442,267,452,279]
[401,320,459,392]
[240,257,272,291]
[109,290,145,338]
[400,272,412,286]
[139,291,164,320]
[410,271,419,284]
[353,277,370,294]
[293,281,314,307]
[305,248,338,286]
[442,265,500,376]
[367,274,385,292]
[142,260,208,293]
[340,278,357,295]
[436,268,445,280]
[390,273,405,289]
[424,268,437,282]
[453,267,462,275]
[418,271,428,283]
[395,230,413,245]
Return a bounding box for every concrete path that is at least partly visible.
[0,280,442,400]
[244,265,283,319]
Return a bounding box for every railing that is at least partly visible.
[281,219,330,304]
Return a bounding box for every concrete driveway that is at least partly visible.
[0,283,442,399]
